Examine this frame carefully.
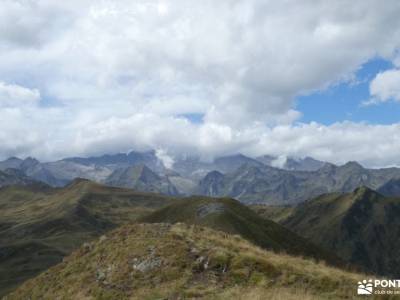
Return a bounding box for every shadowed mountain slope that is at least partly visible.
[257,187,400,277]
[378,178,400,197]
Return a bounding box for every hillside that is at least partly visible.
[0,180,172,296]
[5,223,371,300]
[251,204,294,223]
[257,187,400,277]
[378,178,400,197]
[140,197,344,268]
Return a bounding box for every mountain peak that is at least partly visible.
[104,164,178,195]
[343,161,364,170]
[20,157,40,170]
[318,162,337,173]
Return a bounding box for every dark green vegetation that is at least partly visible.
[5,223,376,300]
[254,187,400,277]
[251,204,294,223]
[0,179,173,297]
[140,197,344,268]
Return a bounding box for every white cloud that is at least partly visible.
[271,156,288,169]
[0,82,40,107]
[368,69,400,103]
[0,1,400,166]
[155,148,174,169]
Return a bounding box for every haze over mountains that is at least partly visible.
[2,151,400,204]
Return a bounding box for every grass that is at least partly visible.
[139,196,345,269]
[5,223,392,300]
[0,180,173,297]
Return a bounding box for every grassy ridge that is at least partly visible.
[5,223,381,300]
[140,197,345,269]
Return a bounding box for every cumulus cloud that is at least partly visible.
[0,0,400,166]
[368,69,400,103]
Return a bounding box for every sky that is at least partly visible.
[1,0,400,167]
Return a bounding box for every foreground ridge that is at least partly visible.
[5,223,375,300]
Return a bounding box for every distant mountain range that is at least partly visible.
[199,161,400,204]
[1,151,400,204]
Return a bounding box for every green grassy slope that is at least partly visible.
[250,204,294,223]
[139,197,345,269]
[5,223,379,300]
[257,187,400,277]
[0,179,172,296]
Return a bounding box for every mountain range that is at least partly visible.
[1,151,400,205]
[199,161,400,204]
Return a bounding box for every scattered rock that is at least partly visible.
[95,265,114,284]
[96,270,106,282]
[132,257,162,273]
[194,256,209,271]
[196,203,225,218]
[82,242,93,253]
